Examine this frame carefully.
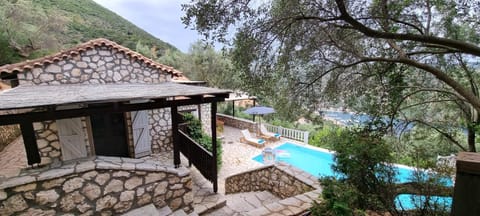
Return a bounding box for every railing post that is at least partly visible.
[171,106,180,168]
[211,102,218,193]
[304,131,309,144]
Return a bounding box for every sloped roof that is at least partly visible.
[0,82,230,110]
[0,38,183,77]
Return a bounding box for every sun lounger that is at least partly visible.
[240,129,265,148]
[259,124,281,141]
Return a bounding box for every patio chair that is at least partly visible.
[259,124,281,141]
[240,129,265,148]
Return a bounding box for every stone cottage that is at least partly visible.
[0,38,229,215]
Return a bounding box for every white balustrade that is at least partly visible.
[263,123,309,144]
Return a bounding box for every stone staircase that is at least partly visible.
[190,168,226,214]
[122,204,199,216]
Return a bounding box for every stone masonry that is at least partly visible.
[33,121,61,165]
[0,156,193,215]
[150,108,172,153]
[217,113,257,133]
[225,162,322,215]
[15,45,176,165]
[225,163,316,199]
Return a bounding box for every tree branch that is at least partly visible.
[335,0,480,56]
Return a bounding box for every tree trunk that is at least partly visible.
[467,124,476,152]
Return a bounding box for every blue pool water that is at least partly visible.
[253,142,453,210]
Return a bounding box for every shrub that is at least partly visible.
[311,128,398,215]
[309,124,344,149]
[182,113,222,168]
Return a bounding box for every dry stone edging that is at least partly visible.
[225,162,322,215]
[0,156,193,215]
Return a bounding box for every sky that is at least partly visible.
[93,0,202,52]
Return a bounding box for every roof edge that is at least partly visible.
[0,38,183,77]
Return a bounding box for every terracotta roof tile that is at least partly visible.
[0,38,183,77]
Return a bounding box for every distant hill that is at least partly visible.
[0,0,177,65]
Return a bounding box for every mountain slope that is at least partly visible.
[0,0,177,65]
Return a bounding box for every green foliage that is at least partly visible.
[332,129,397,211]
[312,128,397,214]
[310,177,365,216]
[0,34,21,65]
[0,0,176,63]
[387,125,463,168]
[182,113,222,168]
[217,102,253,120]
[309,124,344,149]
[182,0,480,153]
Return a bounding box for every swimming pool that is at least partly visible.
[252,142,452,210]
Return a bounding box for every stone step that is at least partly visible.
[122,204,160,216]
[157,205,173,216]
[169,209,188,216]
[189,166,227,215]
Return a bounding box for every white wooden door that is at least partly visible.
[58,118,87,161]
[131,110,151,158]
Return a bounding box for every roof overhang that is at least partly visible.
[0,82,230,110]
[0,82,230,125]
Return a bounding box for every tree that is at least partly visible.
[182,0,480,151]
[0,0,67,58]
[182,41,239,88]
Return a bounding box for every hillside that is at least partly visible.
[0,0,177,65]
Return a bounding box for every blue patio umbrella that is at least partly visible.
[243,106,275,115]
[244,106,275,134]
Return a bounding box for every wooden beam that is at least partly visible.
[20,121,41,165]
[171,105,180,168]
[0,96,228,126]
[211,102,218,193]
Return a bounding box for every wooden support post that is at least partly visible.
[452,152,480,215]
[211,102,218,193]
[253,100,256,122]
[20,121,41,165]
[171,106,180,168]
[197,104,202,123]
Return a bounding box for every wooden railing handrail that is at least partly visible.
[178,130,213,157]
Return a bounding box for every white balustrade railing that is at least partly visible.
[263,123,309,144]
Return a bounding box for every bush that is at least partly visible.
[182,113,222,168]
[311,128,398,215]
[311,176,365,216]
[309,124,344,149]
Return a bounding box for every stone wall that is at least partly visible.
[16,46,175,164]
[217,114,257,132]
[150,108,172,153]
[225,163,322,215]
[0,156,193,215]
[33,121,61,165]
[17,46,170,86]
[201,104,212,136]
[225,163,318,199]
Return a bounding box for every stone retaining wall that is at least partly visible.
[0,156,193,215]
[225,163,318,199]
[217,114,256,133]
[226,163,322,215]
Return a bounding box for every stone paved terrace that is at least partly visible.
[0,137,27,179]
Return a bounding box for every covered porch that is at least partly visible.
[0,82,229,190]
